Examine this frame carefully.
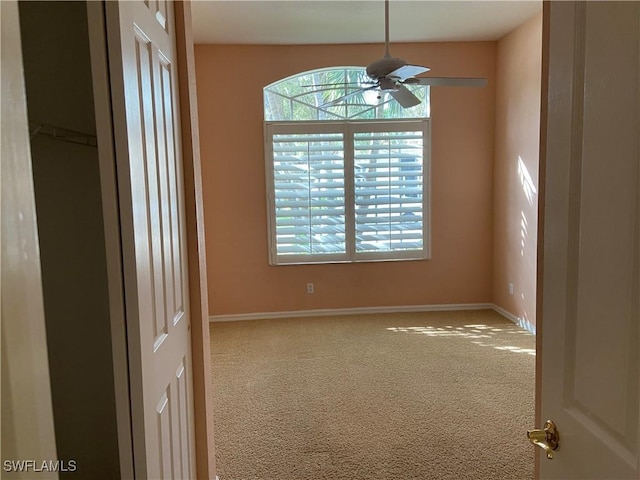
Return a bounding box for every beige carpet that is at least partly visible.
[210,309,535,480]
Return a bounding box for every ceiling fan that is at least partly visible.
[319,0,487,109]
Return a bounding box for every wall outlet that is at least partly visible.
[509,282,514,295]
[306,282,314,294]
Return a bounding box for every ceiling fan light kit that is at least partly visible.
[318,0,487,109]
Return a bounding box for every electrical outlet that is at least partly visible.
[509,282,514,295]
[306,282,314,294]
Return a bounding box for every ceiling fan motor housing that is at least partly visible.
[366,56,407,81]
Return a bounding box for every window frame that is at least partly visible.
[265,119,431,266]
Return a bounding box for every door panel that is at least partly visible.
[540,1,639,478]
[106,1,195,477]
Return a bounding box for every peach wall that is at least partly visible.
[195,42,496,315]
[493,14,542,329]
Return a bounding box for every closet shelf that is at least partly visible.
[30,123,97,147]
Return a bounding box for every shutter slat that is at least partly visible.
[276,213,346,222]
[354,216,422,226]
[353,133,422,142]
[355,188,423,198]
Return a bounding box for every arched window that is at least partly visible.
[263,67,431,265]
[264,66,430,121]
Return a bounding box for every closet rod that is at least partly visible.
[30,123,98,148]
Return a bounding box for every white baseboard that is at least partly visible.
[492,304,536,335]
[209,303,493,322]
[210,303,536,335]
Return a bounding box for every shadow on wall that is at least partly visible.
[517,154,538,330]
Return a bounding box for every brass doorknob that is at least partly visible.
[527,420,559,459]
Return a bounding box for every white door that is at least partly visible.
[1,1,58,477]
[537,1,639,478]
[105,1,196,478]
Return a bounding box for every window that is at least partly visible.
[264,68,430,265]
[264,66,430,121]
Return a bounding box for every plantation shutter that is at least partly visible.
[352,128,425,257]
[269,129,347,262]
[266,121,429,265]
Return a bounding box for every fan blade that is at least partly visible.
[404,77,487,87]
[389,84,421,108]
[320,86,378,108]
[387,64,430,81]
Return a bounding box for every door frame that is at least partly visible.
[86,2,135,476]
[534,2,550,478]
[173,2,218,477]
[1,1,58,474]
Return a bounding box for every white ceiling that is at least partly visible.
[191,0,542,45]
